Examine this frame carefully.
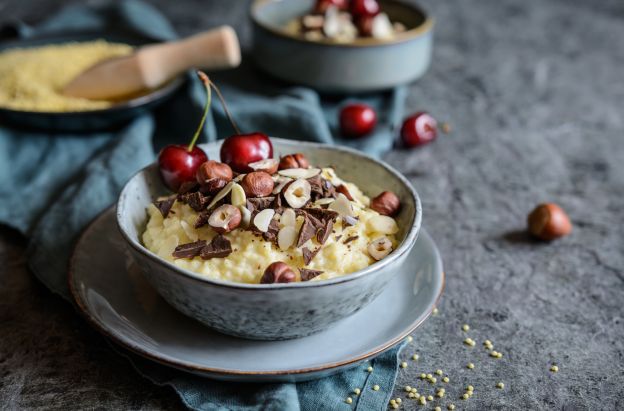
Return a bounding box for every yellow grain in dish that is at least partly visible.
[0,40,133,112]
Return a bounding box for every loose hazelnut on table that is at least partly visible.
[241,171,274,197]
[527,203,572,241]
[260,262,296,284]
[370,191,400,216]
[279,153,310,170]
[196,160,233,184]
[207,204,241,233]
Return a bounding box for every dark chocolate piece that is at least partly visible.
[297,214,317,247]
[153,197,175,218]
[322,179,336,198]
[303,207,338,223]
[187,191,209,212]
[177,181,199,195]
[316,219,334,244]
[300,268,323,281]
[194,212,210,228]
[302,246,321,265]
[172,240,206,259]
[343,235,359,244]
[308,175,324,197]
[200,235,232,259]
[263,219,280,244]
[246,197,275,213]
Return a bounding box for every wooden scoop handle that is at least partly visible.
[137,26,241,89]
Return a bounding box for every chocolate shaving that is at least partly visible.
[187,191,210,212]
[316,219,334,244]
[297,214,317,247]
[172,240,206,259]
[273,194,283,209]
[153,197,175,218]
[200,235,232,259]
[302,246,321,265]
[322,179,336,198]
[335,235,343,241]
[246,197,275,213]
[343,235,359,244]
[300,268,323,281]
[308,175,324,197]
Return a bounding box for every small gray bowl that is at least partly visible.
[116,138,421,340]
[251,0,433,92]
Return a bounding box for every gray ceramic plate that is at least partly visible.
[69,207,444,382]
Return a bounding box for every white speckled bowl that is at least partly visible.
[116,138,421,340]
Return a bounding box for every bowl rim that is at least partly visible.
[250,0,434,48]
[116,137,422,290]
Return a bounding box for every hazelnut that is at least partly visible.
[200,178,227,195]
[368,237,393,261]
[336,184,354,201]
[248,158,279,174]
[196,160,233,184]
[527,203,572,241]
[260,261,296,284]
[370,191,401,216]
[208,204,241,233]
[282,178,312,208]
[279,153,310,170]
[241,171,274,197]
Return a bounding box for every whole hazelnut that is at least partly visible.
[208,204,241,233]
[336,184,354,201]
[279,153,310,170]
[196,160,233,185]
[527,203,572,241]
[248,158,279,174]
[370,191,401,216]
[241,171,274,197]
[260,261,296,284]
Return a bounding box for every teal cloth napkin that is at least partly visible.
[0,1,407,410]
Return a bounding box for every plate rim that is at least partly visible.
[68,206,445,378]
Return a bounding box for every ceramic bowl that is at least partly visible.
[116,138,422,340]
[250,0,433,92]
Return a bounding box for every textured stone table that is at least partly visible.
[1,0,623,409]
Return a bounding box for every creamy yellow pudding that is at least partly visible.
[143,161,401,284]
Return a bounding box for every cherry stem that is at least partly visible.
[209,82,241,135]
[187,71,212,152]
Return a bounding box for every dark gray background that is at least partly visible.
[1,0,623,409]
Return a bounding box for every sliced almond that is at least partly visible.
[253,209,275,232]
[280,208,297,227]
[328,193,354,217]
[233,173,246,182]
[278,167,321,179]
[248,158,279,174]
[272,176,293,194]
[283,178,312,208]
[180,220,199,241]
[238,205,251,228]
[314,198,335,206]
[368,237,393,260]
[205,181,234,210]
[371,12,394,39]
[367,215,399,235]
[230,183,246,207]
[277,226,297,250]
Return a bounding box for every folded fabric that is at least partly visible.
[0,1,408,410]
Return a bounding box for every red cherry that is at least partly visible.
[339,103,377,138]
[314,0,349,13]
[158,71,211,191]
[158,145,208,191]
[350,0,380,17]
[400,112,438,148]
[220,132,274,173]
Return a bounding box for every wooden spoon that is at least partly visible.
[63,26,240,100]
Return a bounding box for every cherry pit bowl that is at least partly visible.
[251,0,433,92]
[116,138,422,340]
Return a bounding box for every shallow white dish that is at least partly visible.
[69,207,444,382]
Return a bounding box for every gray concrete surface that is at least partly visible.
[1,0,623,409]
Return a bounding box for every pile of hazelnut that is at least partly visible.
[296,0,405,42]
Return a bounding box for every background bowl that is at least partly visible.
[117,138,422,340]
[251,0,433,93]
[0,31,184,132]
